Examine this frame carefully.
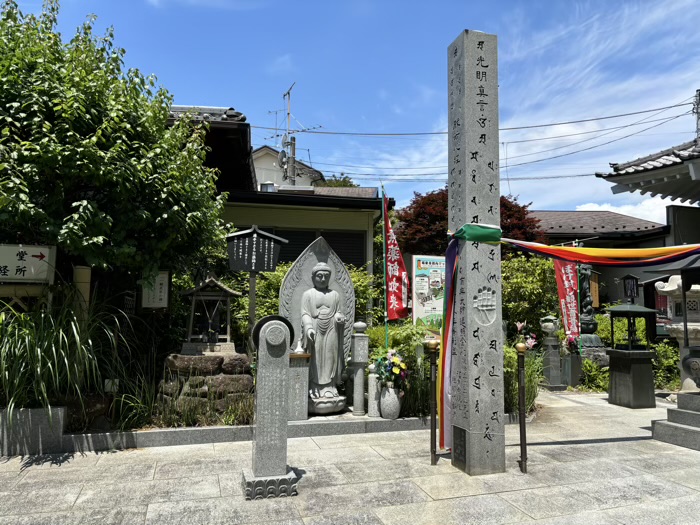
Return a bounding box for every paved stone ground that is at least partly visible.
[1,391,699,524]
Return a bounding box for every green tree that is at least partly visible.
[501,254,558,341]
[394,186,544,256]
[317,173,359,187]
[0,1,226,278]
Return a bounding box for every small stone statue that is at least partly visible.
[302,262,346,400]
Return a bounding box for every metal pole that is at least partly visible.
[425,340,440,465]
[248,271,257,340]
[289,136,296,186]
[516,342,528,474]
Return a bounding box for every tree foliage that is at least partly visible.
[501,254,558,340]
[0,1,226,277]
[317,173,359,187]
[394,186,544,256]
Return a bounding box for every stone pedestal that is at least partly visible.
[666,326,700,392]
[653,392,700,451]
[561,353,582,387]
[606,349,656,409]
[541,335,566,391]
[244,317,298,499]
[367,364,381,418]
[351,322,369,416]
[288,354,310,421]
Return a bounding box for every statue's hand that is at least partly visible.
[307,328,316,341]
[335,313,346,324]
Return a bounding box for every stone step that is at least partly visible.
[667,408,700,428]
[678,393,700,412]
[652,420,700,452]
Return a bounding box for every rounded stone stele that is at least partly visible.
[265,324,286,346]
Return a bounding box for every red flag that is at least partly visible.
[384,195,410,320]
[554,259,580,338]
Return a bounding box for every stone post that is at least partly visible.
[447,30,505,475]
[367,364,381,418]
[540,316,565,391]
[243,317,298,499]
[351,321,369,416]
[288,353,310,421]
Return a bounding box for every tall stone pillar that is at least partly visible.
[447,30,505,475]
[351,321,369,416]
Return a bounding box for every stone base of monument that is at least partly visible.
[605,349,656,409]
[578,333,604,349]
[581,347,610,367]
[308,396,346,415]
[653,393,700,451]
[242,468,299,500]
[561,354,582,387]
[181,342,237,355]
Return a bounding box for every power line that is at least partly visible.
[250,102,693,137]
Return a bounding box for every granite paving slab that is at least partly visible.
[292,465,348,490]
[292,479,430,517]
[154,454,251,479]
[618,450,700,473]
[657,466,700,491]
[288,446,384,467]
[579,473,697,508]
[94,444,216,466]
[16,462,156,487]
[334,456,453,483]
[0,506,148,525]
[372,494,530,525]
[74,476,221,508]
[510,510,622,525]
[0,485,83,516]
[498,483,611,519]
[524,458,644,485]
[15,452,101,470]
[369,441,431,460]
[0,470,25,488]
[604,494,700,525]
[302,511,384,525]
[145,497,301,525]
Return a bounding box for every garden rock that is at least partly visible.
[205,374,254,395]
[166,355,223,375]
[222,353,252,375]
[159,379,182,397]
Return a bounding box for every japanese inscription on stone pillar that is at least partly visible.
[447,30,505,475]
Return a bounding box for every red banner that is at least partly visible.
[554,259,579,338]
[384,196,409,320]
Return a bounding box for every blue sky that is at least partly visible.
[17,0,700,223]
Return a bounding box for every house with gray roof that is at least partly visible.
[170,105,384,271]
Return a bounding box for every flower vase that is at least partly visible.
[380,383,402,420]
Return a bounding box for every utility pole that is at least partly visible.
[695,89,700,141]
[282,82,296,185]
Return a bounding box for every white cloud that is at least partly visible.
[265,54,295,76]
[574,197,699,224]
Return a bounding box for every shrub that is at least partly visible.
[595,312,647,348]
[579,358,609,391]
[503,346,542,414]
[652,340,681,390]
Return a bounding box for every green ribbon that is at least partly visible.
[451,223,502,243]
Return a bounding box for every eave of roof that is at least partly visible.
[595,140,700,204]
[228,191,385,210]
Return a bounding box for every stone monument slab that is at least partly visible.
[243,316,298,498]
[447,30,505,475]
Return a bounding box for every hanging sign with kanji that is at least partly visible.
[0,245,56,283]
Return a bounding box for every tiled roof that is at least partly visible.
[314,187,378,199]
[530,210,665,236]
[602,140,700,177]
[170,105,247,123]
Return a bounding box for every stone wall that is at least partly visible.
[159,353,254,413]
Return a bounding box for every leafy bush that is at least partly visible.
[503,347,542,414]
[0,288,132,422]
[579,358,609,391]
[502,255,558,341]
[652,340,680,390]
[594,312,647,348]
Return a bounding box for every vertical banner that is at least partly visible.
[412,255,446,338]
[554,260,580,338]
[384,195,410,320]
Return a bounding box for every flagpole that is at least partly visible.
[381,186,389,349]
